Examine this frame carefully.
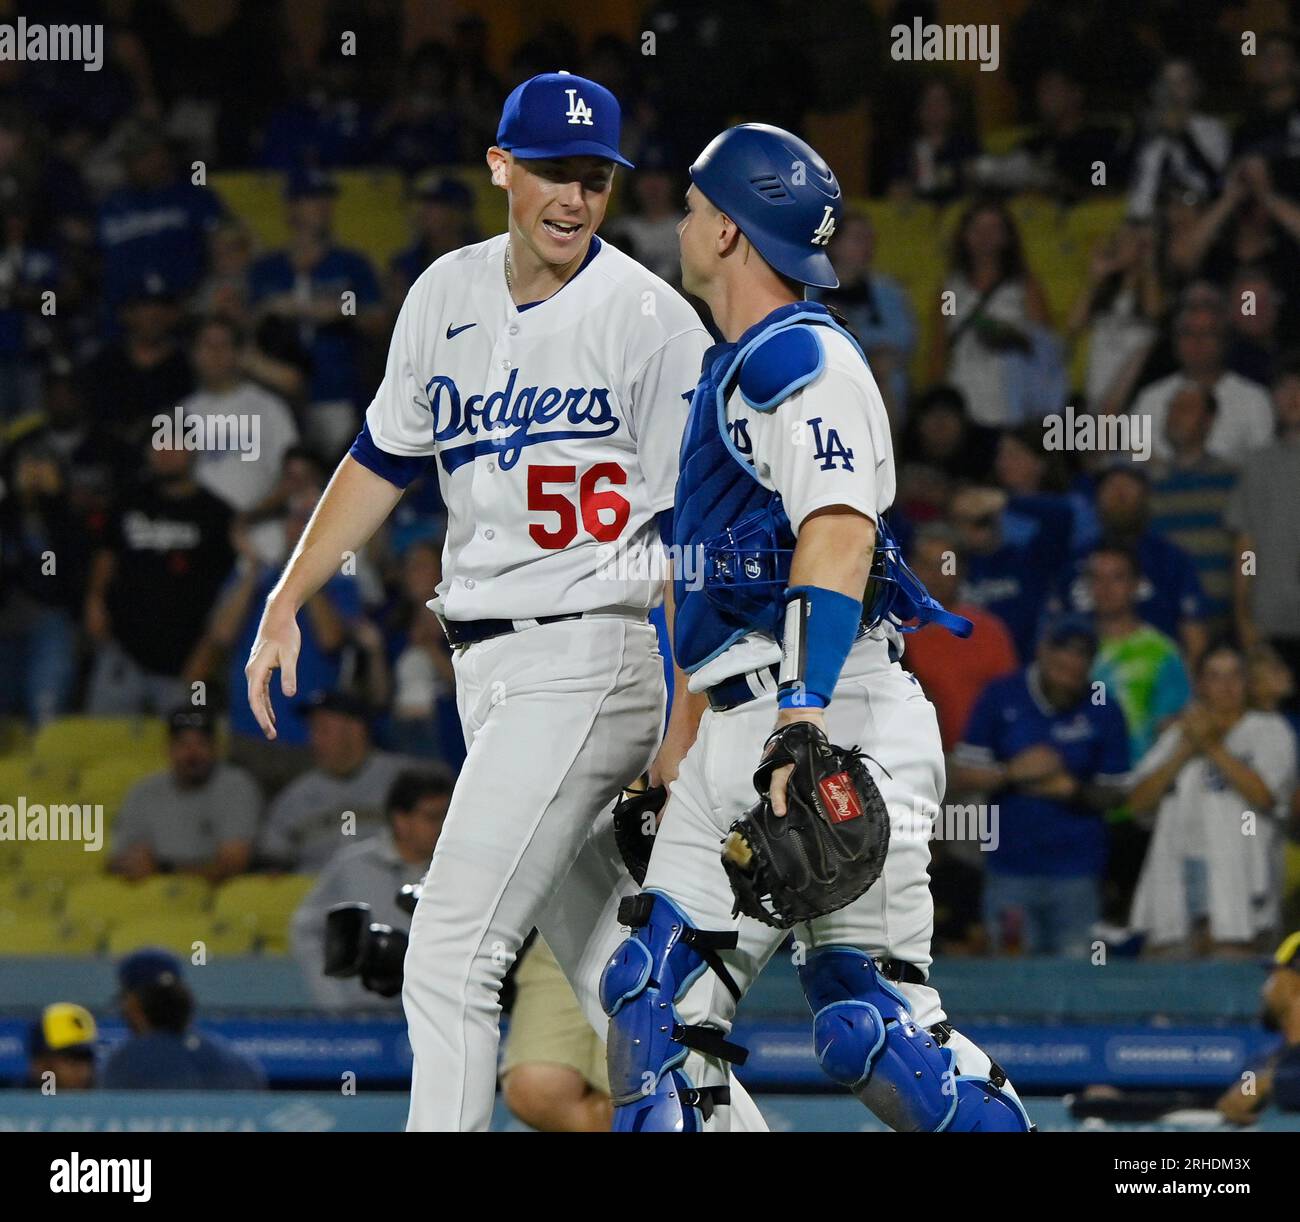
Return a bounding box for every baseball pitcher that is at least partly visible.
[244,73,769,1132]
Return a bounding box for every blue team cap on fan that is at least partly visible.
[496,71,634,168]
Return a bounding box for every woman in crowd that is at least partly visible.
[930,199,1053,427]
[1129,642,1297,957]
[1067,220,1165,414]
[887,77,980,204]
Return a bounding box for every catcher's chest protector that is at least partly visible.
[671,302,865,673]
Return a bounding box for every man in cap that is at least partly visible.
[388,172,480,302]
[100,949,265,1090]
[954,613,1132,957]
[248,168,384,457]
[258,691,410,871]
[110,707,262,883]
[28,1003,98,1092]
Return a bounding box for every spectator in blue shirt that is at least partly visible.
[951,484,1064,657]
[257,59,374,171]
[248,169,384,459]
[953,615,1132,957]
[97,121,224,317]
[387,173,479,309]
[100,950,265,1091]
[197,453,362,795]
[810,209,916,424]
[1060,464,1210,666]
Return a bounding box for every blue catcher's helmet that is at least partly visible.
[700,511,972,639]
[689,124,843,289]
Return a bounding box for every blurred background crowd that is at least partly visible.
[3,0,1300,1065]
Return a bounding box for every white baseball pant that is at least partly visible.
[401,613,767,1132]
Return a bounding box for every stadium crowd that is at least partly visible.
[1,0,1299,991]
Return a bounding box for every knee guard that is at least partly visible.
[599,891,747,1132]
[799,946,1031,1132]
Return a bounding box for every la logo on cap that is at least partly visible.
[560,69,594,126]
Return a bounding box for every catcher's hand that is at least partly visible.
[612,774,667,885]
[721,721,890,929]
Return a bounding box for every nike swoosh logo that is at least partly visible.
[446,322,476,339]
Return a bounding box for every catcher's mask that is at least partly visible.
[700,509,972,638]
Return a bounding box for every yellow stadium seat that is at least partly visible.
[211,169,419,279]
[0,913,104,954]
[0,759,78,806]
[1285,841,1300,900]
[1066,198,1129,247]
[0,716,30,758]
[0,757,36,804]
[64,875,212,927]
[107,913,255,958]
[0,873,66,916]
[17,834,110,879]
[982,125,1034,156]
[213,874,316,952]
[32,717,167,771]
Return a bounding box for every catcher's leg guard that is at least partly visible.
[599,891,748,1132]
[799,946,1032,1132]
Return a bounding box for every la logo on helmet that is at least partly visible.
[811,206,836,247]
[565,89,594,125]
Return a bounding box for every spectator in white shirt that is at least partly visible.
[1128,642,1297,957]
[1129,299,1273,464]
[1128,59,1230,221]
[183,315,299,513]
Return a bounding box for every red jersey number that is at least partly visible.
[527,463,630,550]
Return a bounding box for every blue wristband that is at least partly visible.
[776,584,862,709]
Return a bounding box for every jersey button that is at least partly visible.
[508,324,519,335]
[501,359,512,370]
[484,529,495,540]
[465,579,476,590]
[487,461,496,472]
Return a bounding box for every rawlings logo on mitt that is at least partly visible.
[721,721,890,929]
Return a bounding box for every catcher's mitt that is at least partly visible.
[612,775,667,885]
[721,721,890,929]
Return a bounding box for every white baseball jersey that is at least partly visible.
[363,234,709,620]
[690,326,897,691]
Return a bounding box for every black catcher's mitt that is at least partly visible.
[612,775,667,885]
[721,721,890,928]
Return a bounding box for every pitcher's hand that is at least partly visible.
[245,604,301,740]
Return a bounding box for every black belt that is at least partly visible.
[440,612,582,648]
[878,958,926,986]
[704,636,901,713]
[706,664,781,712]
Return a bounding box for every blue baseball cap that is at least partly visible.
[496,71,634,168]
[1040,613,1099,653]
[118,948,184,994]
